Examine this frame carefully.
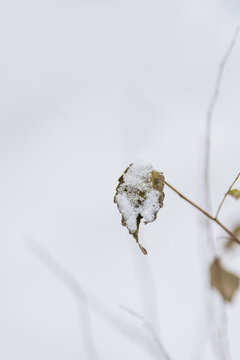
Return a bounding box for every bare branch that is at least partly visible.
[164,180,240,245]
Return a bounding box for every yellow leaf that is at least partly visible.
[229,189,240,199]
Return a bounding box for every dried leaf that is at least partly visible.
[210,258,239,302]
[224,224,240,250]
[114,161,164,254]
[225,225,240,249]
[233,225,240,237]
[228,189,240,199]
[224,238,235,250]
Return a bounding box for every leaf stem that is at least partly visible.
[215,172,240,219]
[137,241,148,255]
[164,180,240,245]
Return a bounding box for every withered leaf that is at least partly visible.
[210,257,239,302]
[224,224,240,250]
[233,225,240,237]
[224,238,235,250]
[114,161,164,254]
[228,189,240,200]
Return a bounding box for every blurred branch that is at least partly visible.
[119,305,171,360]
[26,239,170,360]
[203,26,240,360]
[215,172,240,219]
[26,239,99,360]
[205,26,240,214]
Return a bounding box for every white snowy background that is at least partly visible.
[0,0,240,359]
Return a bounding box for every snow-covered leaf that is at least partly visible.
[114,161,164,254]
[210,258,239,302]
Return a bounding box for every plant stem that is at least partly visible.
[203,27,240,360]
[205,26,240,215]
[164,180,240,245]
[215,172,240,219]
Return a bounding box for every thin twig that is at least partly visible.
[164,180,240,245]
[215,172,240,219]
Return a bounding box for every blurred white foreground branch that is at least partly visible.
[26,239,170,360]
[120,305,171,360]
[26,239,99,360]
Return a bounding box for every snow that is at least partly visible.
[115,161,164,234]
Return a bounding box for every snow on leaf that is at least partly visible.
[114,161,164,254]
[228,189,240,199]
[210,257,239,302]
